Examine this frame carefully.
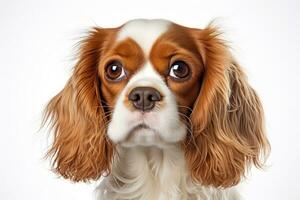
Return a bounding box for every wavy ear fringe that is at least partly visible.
[184,25,270,187]
[43,28,115,182]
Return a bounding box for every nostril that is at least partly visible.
[148,94,157,101]
[148,94,154,101]
[129,90,141,102]
[148,90,161,102]
[151,93,160,101]
[132,93,140,102]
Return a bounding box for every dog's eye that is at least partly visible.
[105,61,126,81]
[169,61,190,80]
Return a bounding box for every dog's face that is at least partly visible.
[101,20,202,147]
[45,19,269,187]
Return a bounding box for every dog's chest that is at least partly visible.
[96,146,193,199]
[95,146,238,200]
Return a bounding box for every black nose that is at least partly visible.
[128,87,162,111]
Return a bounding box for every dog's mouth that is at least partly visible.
[120,123,163,147]
[128,123,158,138]
[131,123,151,132]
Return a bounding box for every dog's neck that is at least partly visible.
[96,144,238,200]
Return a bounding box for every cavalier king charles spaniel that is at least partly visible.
[44,19,270,200]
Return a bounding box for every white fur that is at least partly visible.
[99,19,240,200]
[117,19,171,56]
[96,146,240,200]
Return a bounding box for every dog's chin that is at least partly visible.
[120,124,173,148]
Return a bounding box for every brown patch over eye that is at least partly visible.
[169,60,190,80]
[99,38,145,107]
[149,24,204,112]
[105,60,126,81]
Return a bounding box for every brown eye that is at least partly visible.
[169,61,190,80]
[105,61,126,81]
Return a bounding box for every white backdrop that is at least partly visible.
[1,0,300,199]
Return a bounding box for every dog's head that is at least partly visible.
[44,19,269,187]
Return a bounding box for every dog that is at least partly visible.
[44,19,270,200]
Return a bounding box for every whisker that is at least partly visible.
[177,105,193,113]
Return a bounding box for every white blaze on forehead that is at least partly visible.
[117,19,171,56]
[127,61,165,88]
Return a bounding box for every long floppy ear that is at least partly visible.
[184,26,270,187]
[43,28,114,182]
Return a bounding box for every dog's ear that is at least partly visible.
[184,26,270,187]
[44,28,115,182]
